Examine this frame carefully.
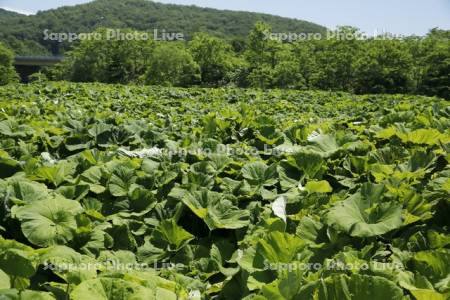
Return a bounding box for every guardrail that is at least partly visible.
[14,56,64,66]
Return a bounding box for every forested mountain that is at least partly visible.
[0,8,22,20]
[0,0,326,55]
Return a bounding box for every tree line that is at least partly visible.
[1,23,449,99]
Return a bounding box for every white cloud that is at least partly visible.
[0,6,35,15]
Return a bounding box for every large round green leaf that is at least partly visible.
[0,289,55,300]
[300,274,406,300]
[255,231,306,265]
[71,278,156,300]
[6,179,49,203]
[286,149,325,179]
[0,237,36,278]
[12,196,83,247]
[0,119,33,137]
[412,250,450,286]
[241,162,278,187]
[305,180,333,193]
[37,246,97,285]
[152,219,194,251]
[0,269,10,289]
[325,189,403,237]
[181,189,250,230]
[0,151,21,179]
[0,249,36,278]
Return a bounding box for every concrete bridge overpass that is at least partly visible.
[14,56,64,82]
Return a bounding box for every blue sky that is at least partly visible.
[0,0,449,35]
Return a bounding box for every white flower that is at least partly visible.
[41,152,57,165]
[118,147,162,158]
[188,290,201,299]
[135,147,162,158]
[237,249,244,261]
[272,196,287,223]
[307,130,321,142]
[298,182,306,191]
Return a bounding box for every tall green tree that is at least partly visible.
[142,42,200,87]
[417,29,450,99]
[291,41,319,89]
[353,38,415,94]
[272,43,306,89]
[51,28,155,84]
[0,42,19,85]
[309,27,363,91]
[189,33,238,86]
[245,22,281,68]
[245,22,282,88]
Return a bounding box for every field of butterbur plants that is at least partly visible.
[0,82,448,299]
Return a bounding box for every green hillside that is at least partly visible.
[0,0,326,55]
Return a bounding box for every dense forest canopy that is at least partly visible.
[0,0,326,55]
[0,1,448,99]
[42,25,449,99]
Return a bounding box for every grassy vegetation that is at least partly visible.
[0,82,448,299]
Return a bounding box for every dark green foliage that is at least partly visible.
[2,1,447,98]
[48,24,449,98]
[353,39,415,94]
[310,27,363,91]
[50,28,155,84]
[28,72,48,83]
[142,42,200,86]
[417,29,450,99]
[189,33,242,86]
[0,42,19,85]
[0,0,326,55]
